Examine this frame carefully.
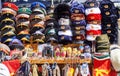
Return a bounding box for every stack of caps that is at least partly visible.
[30,2,46,44]
[54,4,73,44]
[84,0,102,41]
[0,2,18,45]
[71,1,86,44]
[100,0,119,44]
[16,7,32,44]
[45,18,58,43]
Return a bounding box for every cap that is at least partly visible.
[31,2,46,10]
[1,8,17,16]
[84,0,99,8]
[16,14,30,21]
[0,18,15,26]
[86,14,102,21]
[3,2,18,11]
[18,7,32,15]
[85,7,101,15]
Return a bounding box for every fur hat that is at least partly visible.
[71,2,85,14]
[110,44,120,72]
[85,7,101,15]
[0,63,10,76]
[84,0,99,8]
[54,4,71,20]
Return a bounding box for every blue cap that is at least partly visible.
[31,2,46,10]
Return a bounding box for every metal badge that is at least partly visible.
[104,5,109,8]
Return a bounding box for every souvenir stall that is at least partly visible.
[0,0,120,76]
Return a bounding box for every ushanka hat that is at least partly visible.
[85,7,101,15]
[84,0,99,8]
[18,7,32,15]
[110,44,120,72]
[71,1,85,14]
[99,0,115,10]
[54,4,71,20]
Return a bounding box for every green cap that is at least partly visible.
[18,7,32,15]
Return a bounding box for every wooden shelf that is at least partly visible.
[28,58,91,64]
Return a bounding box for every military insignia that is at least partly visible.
[105,11,110,15]
[61,26,65,30]
[22,8,26,12]
[75,26,81,30]
[8,3,11,8]
[106,24,111,27]
[74,9,79,14]
[107,30,111,34]
[104,5,109,8]
[76,36,81,40]
[90,3,95,7]
[61,36,64,40]
[90,9,93,12]
[90,16,95,19]
[36,3,40,7]
[75,31,80,35]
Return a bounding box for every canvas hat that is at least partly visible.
[71,2,85,14]
[18,7,32,15]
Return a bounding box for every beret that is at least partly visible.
[86,14,102,21]
[31,2,46,10]
[3,2,18,11]
[86,24,101,31]
[58,18,70,26]
[58,30,73,36]
[18,8,32,15]
[84,0,99,8]
[16,14,30,20]
[71,2,85,14]
[1,8,17,16]
[72,20,86,26]
[85,7,101,15]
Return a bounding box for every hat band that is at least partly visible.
[86,30,101,35]
[86,24,101,30]
[58,30,73,36]
[2,8,17,16]
[58,18,70,26]
[85,7,101,15]
[16,14,29,20]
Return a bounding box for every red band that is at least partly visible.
[86,14,102,21]
[86,30,101,35]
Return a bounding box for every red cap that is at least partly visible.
[3,2,18,11]
[86,30,101,35]
[86,14,102,21]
